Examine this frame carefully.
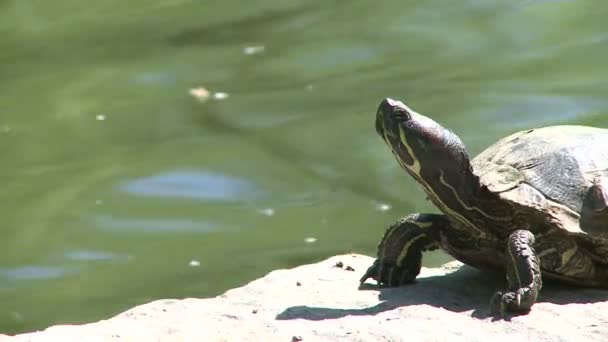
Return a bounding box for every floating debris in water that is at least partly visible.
[95,199,103,205]
[96,114,106,121]
[304,237,317,244]
[243,45,265,55]
[188,260,201,267]
[375,202,392,212]
[0,125,11,134]
[189,87,210,102]
[213,92,229,100]
[305,84,314,91]
[257,208,275,216]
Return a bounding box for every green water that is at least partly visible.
[1,0,607,334]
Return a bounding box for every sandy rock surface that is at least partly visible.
[3,254,608,341]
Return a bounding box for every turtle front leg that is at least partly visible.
[491,230,542,314]
[360,213,446,286]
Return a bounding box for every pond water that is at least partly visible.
[1,0,607,334]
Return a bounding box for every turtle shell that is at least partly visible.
[472,126,608,237]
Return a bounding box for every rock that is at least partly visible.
[4,254,608,341]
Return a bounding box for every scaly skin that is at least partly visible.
[490,230,542,314]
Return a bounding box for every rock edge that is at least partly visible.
[4,254,608,341]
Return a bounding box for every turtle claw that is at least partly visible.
[360,259,420,287]
[490,289,533,316]
[360,260,380,285]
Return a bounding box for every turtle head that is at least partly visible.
[376,98,479,207]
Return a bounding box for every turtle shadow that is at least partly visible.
[275,266,608,321]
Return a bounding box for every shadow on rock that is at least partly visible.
[276,265,608,321]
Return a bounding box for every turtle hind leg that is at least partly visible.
[491,230,542,314]
[540,235,608,288]
[360,213,445,287]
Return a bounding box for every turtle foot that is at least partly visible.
[359,259,418,287]
[490,288,535,315]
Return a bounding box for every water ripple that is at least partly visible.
[121,170,263,202]
[93,215,221,233]
[0,266,73,281]
[63,250,131,262]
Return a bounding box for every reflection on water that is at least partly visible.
[93,215,221,233]
[63,250,130,262]
[122,171,263,202]
[1,250,132,282]
[132,71,177,87]
[482,94,607,129]
[0,266,73,281]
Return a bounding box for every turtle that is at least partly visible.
[360,98,608,313]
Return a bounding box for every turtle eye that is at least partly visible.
[392,108,411,121]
